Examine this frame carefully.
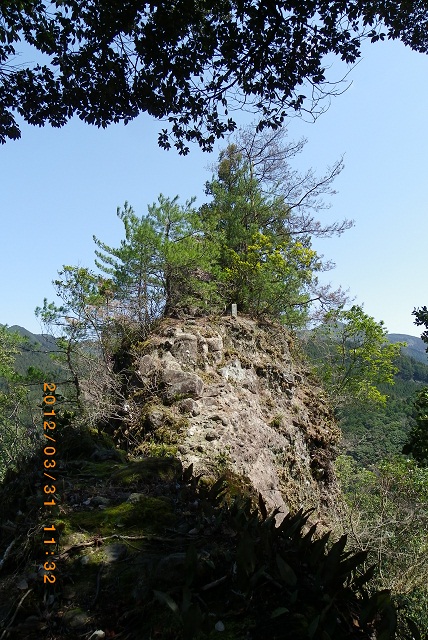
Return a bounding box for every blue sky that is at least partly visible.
[1,38,427,337]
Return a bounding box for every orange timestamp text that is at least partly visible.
[42,382,59,585]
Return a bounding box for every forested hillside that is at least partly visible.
[338,351,428,467]
[8,326,61,378]
[389,334,428,365]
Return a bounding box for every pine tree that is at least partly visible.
[201,144,325,326]
[94,202,162,327]
[94,196,220,321]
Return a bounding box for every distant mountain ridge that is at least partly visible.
[7,324,59,377]
[388,333,428,364]
[9,324,56,350]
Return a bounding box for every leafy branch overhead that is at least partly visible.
[2,1,428,151]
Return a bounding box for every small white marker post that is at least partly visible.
[231,303,237,318]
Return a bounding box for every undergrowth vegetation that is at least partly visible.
[0,421,402,639]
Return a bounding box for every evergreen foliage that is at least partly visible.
[35,267,124,423]
[412,306,428,349]
[395,353,428,382]
[89,131,348,329]
[7,326,61,380]
[35,128,351,446]
[310,352,428,468]
[93,196,220,324]
[338,382,413,467]
[201,144,324,325]
[401,305,428,466]
[0,324,21,380]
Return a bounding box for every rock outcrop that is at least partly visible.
[129,314,341,523]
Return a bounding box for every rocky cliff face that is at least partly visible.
[128,315,341,523]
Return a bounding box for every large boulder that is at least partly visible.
[162,369,204,402]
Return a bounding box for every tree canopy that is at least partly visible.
[308,305,403,408]
[2,1,428,152]
[403,388,428,466]
[412,305,428,349]
[93,195,219,325]
[36,127,351,421]
[37,128,350,391]
[88,129,348,327]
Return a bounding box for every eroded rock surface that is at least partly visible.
[130,315,341,522]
